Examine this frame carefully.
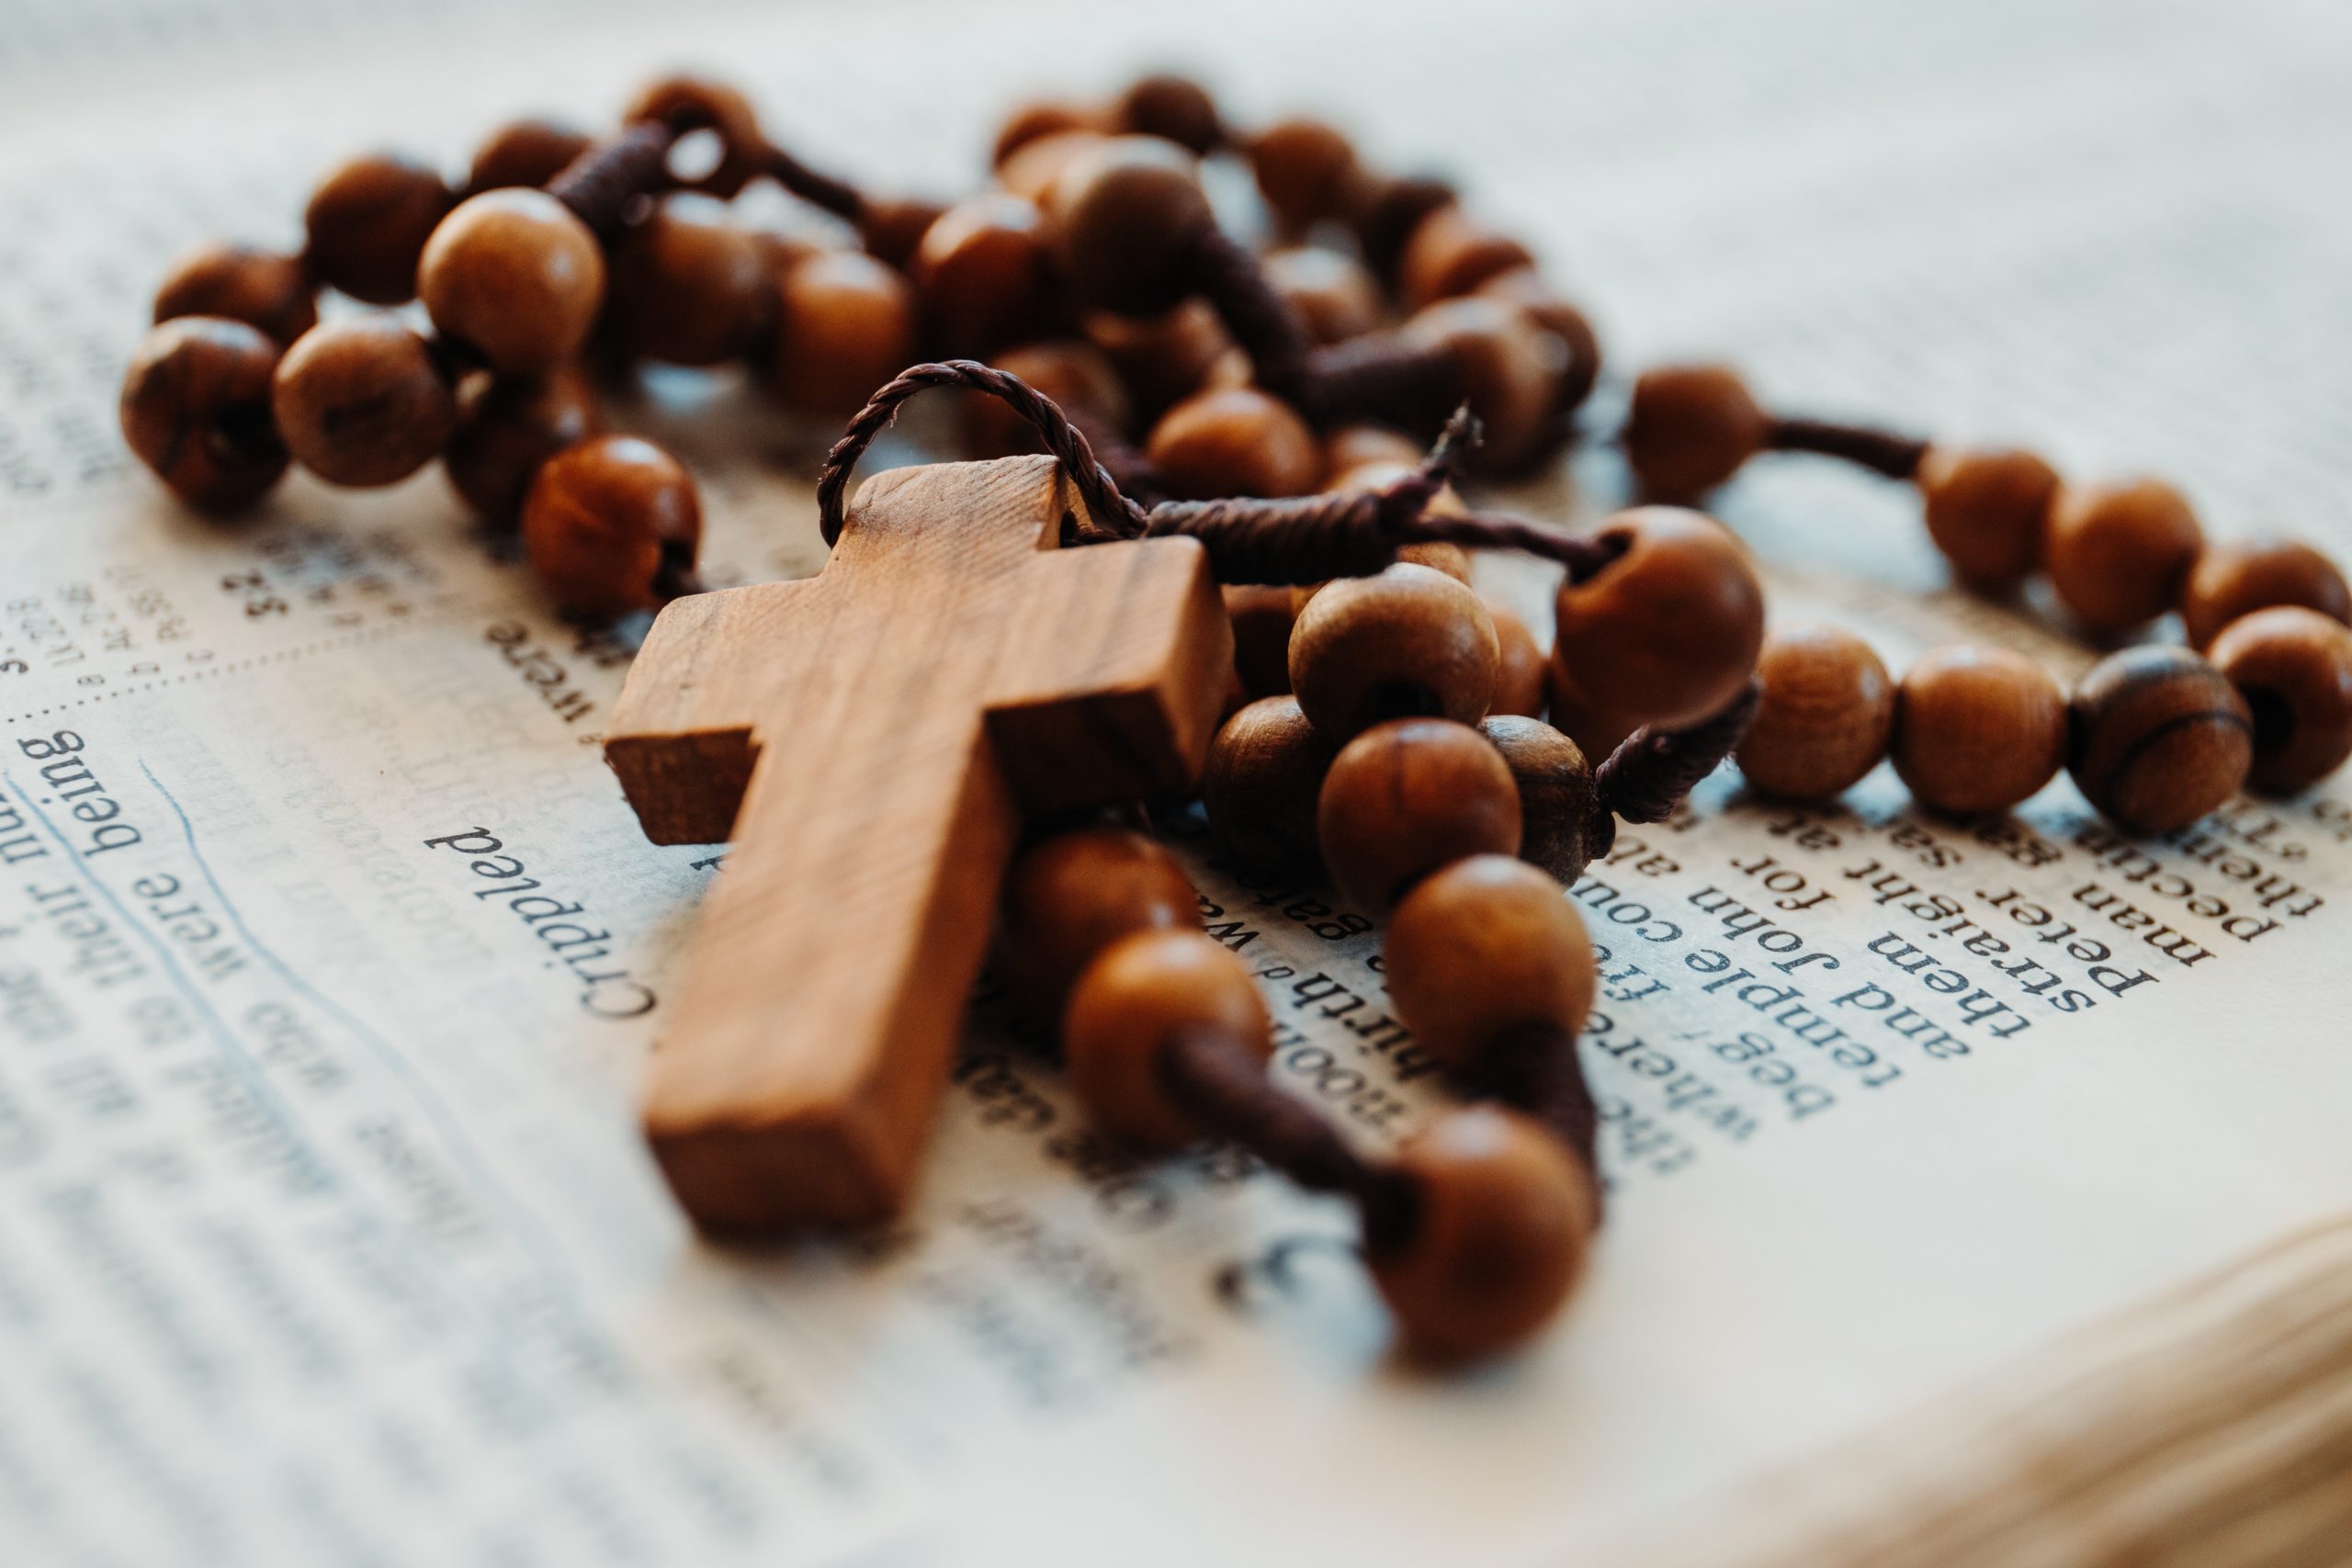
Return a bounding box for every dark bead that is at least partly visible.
[119,316,288,511]
[1480,716,1604,883]
[1246,118,1361,231]
[1204,695,1331,874]
[998,828,1201,1021]
[1400,297,1564,473]
[1112,73,1224,153]
[1046,136,1213,317]
[153,243,315,345]
[2179,539,2352,649]
[2068,647,2250,833]
[303,152,454,306]
[444,367,602,525]
[467,118,594,193]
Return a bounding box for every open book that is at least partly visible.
[3,0,2349,1562]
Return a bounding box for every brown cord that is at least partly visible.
[1764,417,1929,480]
[758,141,867,223]
[1304,331,1460,431]
[1181,222,1315,408]
[548,121,677,240]
[1595,680,1763,824]
[1468,1018,1603,1220]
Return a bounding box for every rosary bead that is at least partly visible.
[1146,386,1319,499]
[1737,625,1895,800]
[1317,717,1521,910]
[1112,73,1224,154]
[119,316,288,511]
[1204,695,1331,873]
[1540,677,1639,767]
[418,188,605,377]
[1551,507,1765,729]
[303,152,455,306]
[1400,297,1565,472]
[1323,423,1424,477]
[992,99,1102,169]
[624,75,765,197]
[1487,602,1548,719]
[1370,1106,1594,1363]
[857,197,949,273]
[1622,364,1765,503]
[768,250,918,421]
[1891,646,2066,815]
[1046,135,1213,317]
[443,367,601,524]
[1264,245,1382,345]
[2209,607,2352,794]
[606,194,771,366]
[2043,479,2204,635]
[1397,204,1535,311]
[965,340,1129,457]
[270,317,456,487]
[1290,562,1501,739]
[1063,929,1272,1152]
[1914,446,2059,590]
[998,127,1106,205]
[913,194,1055,356]
[998,827,1201,1020]
[522,434,701,616]
[1225,585,1296,698]
[1246,118,1362,231]
[466,118,594,193]
[1480,716,1604,882]
[2068,646,2251,833]
[1385,854,1595,1071]
[1084,299,1240,418]
[2178,539,2352,649]
[153,243,316,345]
[1475,268,1600,412]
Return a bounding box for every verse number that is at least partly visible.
[220,570,288,618]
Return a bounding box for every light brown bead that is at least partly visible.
[857,197,948,272]
[1397,205,1535,310]
[1385,855,1595,1071]
[270,317,456,488]
[444,367,602,525]
[1225,584,1295,698]
[1400,297,1564,473]
[992,99,1102,169]
[1046,136,1212,317]
[522,434,701,617]
[768,250,918,421]
[1112,73,1223,154]
[1475,267,1600,412]
[1479,716,1604,883]
[1622,364,1766,502]
[605,193,770,367]
[1247,118,1362,231]
[1317,717,1521,910]
[1890,646,2066,815]
[1737,625,1894,800]
[1146,387,1319,499]
[1204,695,1332,874]
[1915,446,2059,590]
[2179,538,2352,649]
[998,828,1200,1020]
[1264,246,1383,345]
[2210,606,2352,794]
[1324,424,1424,477]
[913,194,1054,357]
[153,243,316,345]
[1290,563,1501,741]
[2067,646,2251,833]
[1063,930,1272,1152]
[303,152,454,306]
[623,76,766,197]
[966,341,1129,457]
[1487,603,1548,719]
[1552,507,1765,729]
[418,189,605,377]
[997,128,1108,205]
[1083,299,1238,418]
[466,118,593,193]
[119,316,288,511]
[2043,479,2204,635]
[1369,1106,1595,1363]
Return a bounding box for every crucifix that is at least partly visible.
[605,454,1231,1235]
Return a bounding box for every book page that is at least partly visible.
[4,0,2351,1563]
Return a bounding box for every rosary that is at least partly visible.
[119,73,2352,1365]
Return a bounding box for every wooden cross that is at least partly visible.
[605,455,1230,1235]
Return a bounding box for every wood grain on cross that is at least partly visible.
[605,455,1230,1235]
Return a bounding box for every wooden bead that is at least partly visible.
[998,828,1201,1019]
[303,152,454,306]
[913,194,1054,356]
[966,341,1128,457]
[1479,716,1604,883]
[1622,364,1766,502]
[1737,625,1894,800]
[1475,267,1600,412]
[1552,507,1765,729]
[1397,205,1535,310]
[444,367,602,524]
[153,243,315,345]
[1317,717,1521,910]
[1264,246,1382,344]
[1487,603,1548,718]
[1324,423,1425,477]
[997,128,1107,205]
[1225,584,1296,698]
[1291,563,1500,740]
[2068,646,2251,833]
[1082,299,1239,418]
[624,76,766,197]
[1385,855,1594,1071]
[1063,929,1272,1152]
[1146,387,1320,499]
[1369,1106,1595,1363]
[1046,136,1212,318]
[768,250,918,421]
[992,99,1102,169]
[1541,673,1640,765]
[1353,175,1456,279]
[418,189,605,377]
[119,316,288,511]
[2179,539,2352,649]
[466,118,593,193]
[522,434,701,616]
[857,197,948,272]
[2043,479,2204,635]
[1112,73,1223,154]
[1400,297,1564,473]
[1891,646,2066,815]
[2210,607,2352,794]
[1915,446,2059,590]
[1247,118,1362,231]
[605,193,770,366]
[270,317,456,488]
[1204,695,1331,873]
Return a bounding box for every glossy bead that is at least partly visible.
[1475,268,1600,412]
[1480,716,1604,883]
[1397,205,1535,310]
[153,243,315,344]
[418,189,605,377]
[303,152,453,306]
[270,318,456,487]
[1622,364,1766,502]
[1400,297,1564,472]
[998,828,1200,1019]
[1324,424,1424,477]
[1891,646,2066,815]
[1552,507,1765,729]
[1146,387,1319,500]
[1487,603,1548,718]
[522,434,701,617]
[1264,246,1382,344]
[624,76,766,197]
[466,118,593,193]
[997,128,1107,205]
[2067,647,2251,833]
[1317,717,1521,910]
[119,317,288,511]
[2179,539,2352,649]
[1915,446,2059,590]
[2043,479,2204,635]
[966,341,1128,457]
[1046,136,1212,317]
[605,193,770,366]
[992,99,1102,169]
[1225,585,1295,698]
[1083,299,1238,418]
[1247,118,1361,231]
[1063,929,1272,1152]
[1204,696,1331,873]
[1112,73,1223,153]
[768,250,918,421]
[1291,563,1501,740]
[2210,607,2352,794]
[1385,855,1595,1071]
[444,367,602,525]
[1369,1106,1595,1363]
[913,193,1053,356]
[1737,625,1895,800]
